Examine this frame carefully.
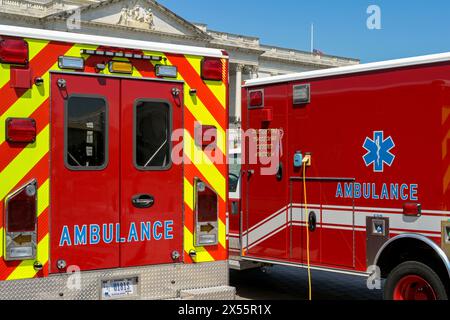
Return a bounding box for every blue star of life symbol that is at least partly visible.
[363,131,395,172]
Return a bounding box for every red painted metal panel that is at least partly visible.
[119,79,183,267]
[242,62,450,273]
[243,84,289,260]
[50,74,121,272]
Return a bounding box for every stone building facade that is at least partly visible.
[0,0,359,125]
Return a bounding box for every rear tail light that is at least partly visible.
[201,57,223,81]
[6,118,36,143]
[195,178,219,246]
[0,38,29,65]
[249,90,264,108]
[4,180,37,261]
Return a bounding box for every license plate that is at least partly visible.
[101,277,138,300]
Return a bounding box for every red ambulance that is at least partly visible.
[230,53,450,300]
[0,24,232,300]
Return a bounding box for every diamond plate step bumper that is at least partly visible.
[0,261,233,300]
[180,285,236,300]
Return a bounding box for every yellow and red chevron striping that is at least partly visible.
[0,42,72,118]
[0,99,49,172]
[184,165,227,233]
[133,59,156,78]
[0,154,49,280]
[166,54,226,114]
[183,157,227,259]
[0,153,49,229]
[184,107,227,178]
[0,208,49,280]
[175,55,228,262]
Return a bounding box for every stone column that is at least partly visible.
[234,64,244,123]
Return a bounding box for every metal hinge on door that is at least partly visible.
[57,78,66,88]
[171,88,180,97]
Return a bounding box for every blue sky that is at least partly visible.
[158,0,450,63]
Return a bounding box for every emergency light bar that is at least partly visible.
[80,49,162,61]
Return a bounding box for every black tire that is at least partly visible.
[384,261,448,300]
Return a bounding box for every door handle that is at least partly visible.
[276,163,283,181]
[132,194,154,209]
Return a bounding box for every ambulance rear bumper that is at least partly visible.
[0,261,235,300]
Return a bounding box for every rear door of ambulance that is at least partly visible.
[50,73,183,272]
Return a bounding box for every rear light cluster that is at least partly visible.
[0,38,29,65]
[195,178,219,246]
[6,118,36,144]
[201,57,223,81]
[4,180,37,261]
[249,90,264,108]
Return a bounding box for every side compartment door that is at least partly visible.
[120,80,184,267]
[50,74,120,272]
[243,85,289,260]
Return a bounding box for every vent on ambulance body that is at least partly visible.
[0,38,29,65]
[4,180,37,261]
[201,57,223,81]
[195,178,219,246]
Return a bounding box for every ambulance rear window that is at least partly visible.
[65,96,107,170]
[135,100,171,170]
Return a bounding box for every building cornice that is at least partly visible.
[45,0,212,41]
[259,53,358,68]
[43,17,210,43]
[0,11,45,23]
[260,44,359,64]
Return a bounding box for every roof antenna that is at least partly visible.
[310,23,314,53]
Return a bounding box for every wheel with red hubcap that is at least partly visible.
[384,261,448,300]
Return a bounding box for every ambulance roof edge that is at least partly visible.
[0,24,227,59]
[244,52,450,87]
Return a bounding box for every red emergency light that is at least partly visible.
[201,57,223,81]
[6,118,36,143]
[403,203,422,217]
[249,90,264,108]
[0,38,29,65]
